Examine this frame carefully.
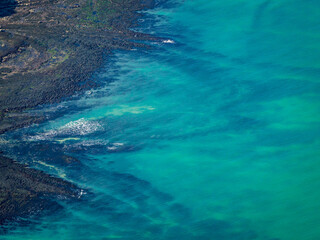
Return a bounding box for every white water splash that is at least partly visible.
[162,39,175,44]
[28,118,103,141]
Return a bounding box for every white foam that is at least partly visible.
[106,142,127,151]
[75,140,107,147]
[62,118,102,135]
[107,146,117,151]
[162,39,175,44]
[0,138,9,144]
[62,139,109,150]
[78,189,87,199]
[113,142,124,146]
[28,118,103,141]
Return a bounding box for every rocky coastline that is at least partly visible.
[0,0,155,227]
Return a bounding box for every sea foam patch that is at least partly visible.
[62,118,103,135]
[28,118,103,141]
[162,39,175,44]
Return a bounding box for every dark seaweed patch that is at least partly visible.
[0,0,17,18]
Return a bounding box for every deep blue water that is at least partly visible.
[0,0,17,18]
[1,0,320,239]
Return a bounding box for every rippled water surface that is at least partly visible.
[1,0,320,239]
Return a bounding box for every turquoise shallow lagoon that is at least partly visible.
[1,0,320,239]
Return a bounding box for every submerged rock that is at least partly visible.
[0,155,80,225]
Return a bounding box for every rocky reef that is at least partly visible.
[0,0,154,226]
[0,155,80,226]
[0,0,154,133]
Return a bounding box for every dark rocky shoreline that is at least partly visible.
[0,0,156,134]
[0,0,155,227]
[0,155,80,226]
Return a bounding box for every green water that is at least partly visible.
[1,0,320,239]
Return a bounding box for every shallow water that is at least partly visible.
[1,0,320,239]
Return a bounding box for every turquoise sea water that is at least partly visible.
[1,0,320,239]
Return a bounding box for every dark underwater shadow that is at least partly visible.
[0,0,17,18]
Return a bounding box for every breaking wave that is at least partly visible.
[28,118,103,141]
